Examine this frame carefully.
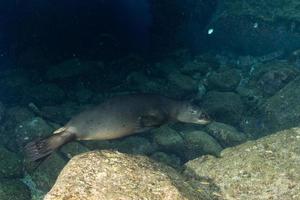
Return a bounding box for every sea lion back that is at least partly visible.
[65,94,171,140]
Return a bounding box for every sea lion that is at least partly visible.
[25,94,210,161]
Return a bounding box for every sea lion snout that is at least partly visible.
[196,111,211,125]
[175,102,211,125]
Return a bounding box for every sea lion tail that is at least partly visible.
[24,131,75,162]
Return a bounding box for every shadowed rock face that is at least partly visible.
[205,0,300,55]
[261,76,300,133]
[44,150,213,200]
[184,127,300,200]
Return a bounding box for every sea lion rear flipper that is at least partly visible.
[24,131,75,162]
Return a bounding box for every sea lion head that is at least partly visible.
[175,102,211,125]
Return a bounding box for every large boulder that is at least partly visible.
[202,91,244,125]
[261,76,300,133]
[181,130,223,160]
[44,150,212,200]
[184,127,300,199]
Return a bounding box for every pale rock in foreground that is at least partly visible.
[45,150,212,200]
[184,128,300,200]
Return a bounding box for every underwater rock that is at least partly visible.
[0,69,31,104]
[202,91,244,125]
[181,130,223,160]
[152,59,181,76]
[206,1,300,55]
[261,76,300,133]
[14,117,54,148]
[126,70,190,98]
[81,140,118,151]
[0,145,23,178]
[46,59,93,80]
[247,61,299,96]
[29,153,67,192]
[66,82,94,104]
[21,173,45,200]
[6,106,35,123]
[0,179,31,200]
[127,71,169,95]
[207,69,241,91]
[152,125,184,155]
[126,71,152,86]
[167,71,198,92]
[117,136,155,155]
[74,86,93,104]
[288,48,300,68]
[236,87,264,109]
[184,127,300,199]
[60,142,90,159]
[217,0,300,23]
[249,60,299,81]
[195,82,207,100]
[205,122,248,147]
[23,83,66,106]
[0,102,5,122]
[41,102,81,124]
[180,60,214,76]
[0,107,34,149]
[44,150,211,200]
[150,151,181,169]
[258,68,298,96]
[239,116,264,138]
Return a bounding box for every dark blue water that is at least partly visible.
[0,1,300,199]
